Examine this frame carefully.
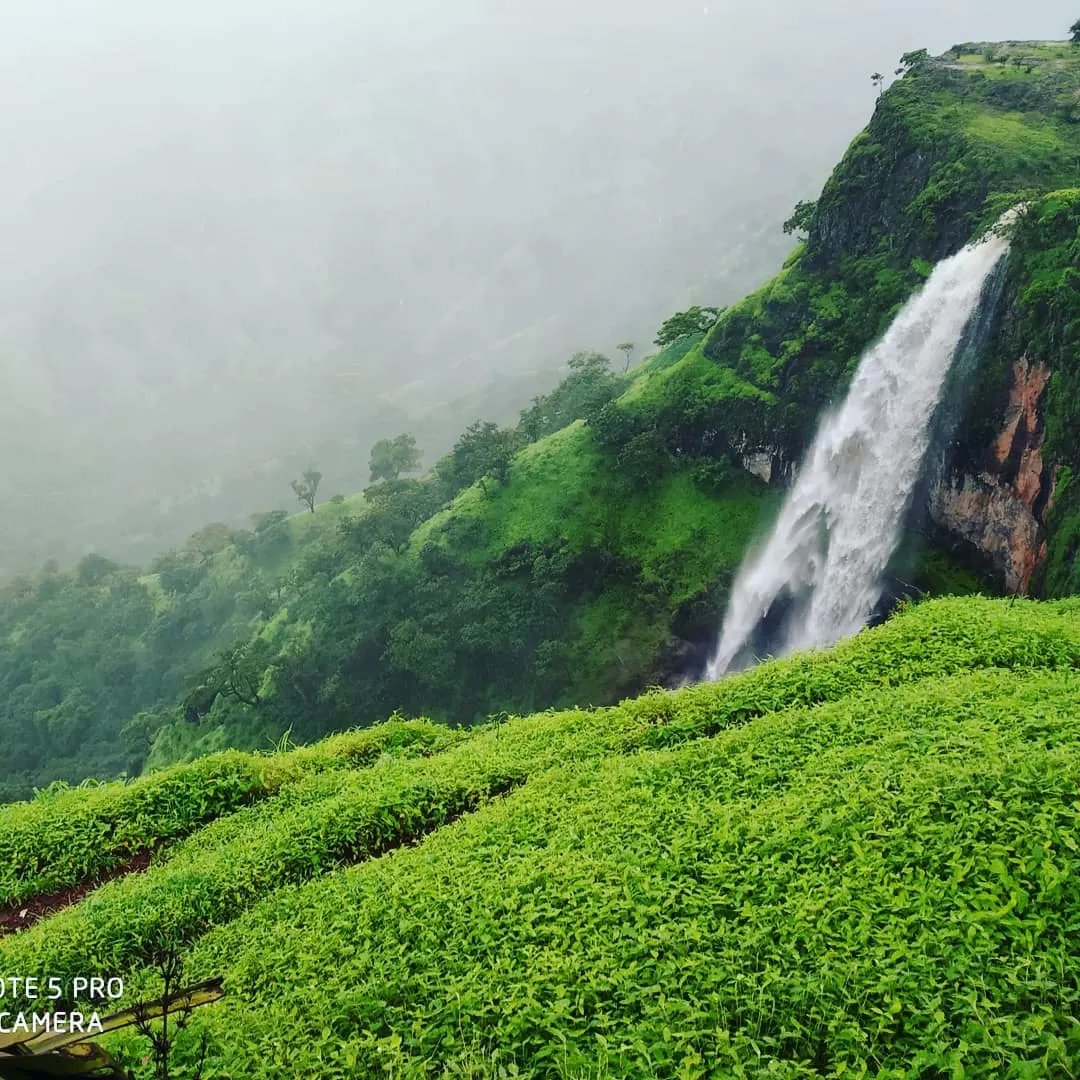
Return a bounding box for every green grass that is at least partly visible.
[966,111,1070,156]
[4,599,1080,1079]
[177,666,1080,1078]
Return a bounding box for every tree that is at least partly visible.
[871,72,884,96]
[653,306,724,348]
[1071,18,1080,43]
[340,479,443,555]
[250,509,289,533]
[75,552,119,586]
[616,429,669,491]
[896,48,929,76]
[369,432,422,483]
[782,199,817,239]
[290,468,322,513]
[151,550,206,595]
[183,522,239,562]
[567,350,611,376]
[616,341,635,372]
[517,351,621,441]
[436,421,519,495]
[183,641,268,722]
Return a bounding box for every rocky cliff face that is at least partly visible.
[927,357,1057,594]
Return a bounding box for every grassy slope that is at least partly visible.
[4,597,1080,1077]
[415,416,779,700]
[0,719,455,908]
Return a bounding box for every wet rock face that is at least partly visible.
[739,446,792,487]
[929,357,1057,594]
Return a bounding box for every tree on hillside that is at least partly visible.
[616,341,635,372]
[183,641,268,722]
[436,421,519,495]
[250,509,289,533]
[782,199,817,239]
[654,306,723,348]
[1071,18,1080,43]
[568,350,612,377]
[75,552,120,586]
[184,522,240,562]
[871,72,884,96]
[896,48,929,76]
[369,432,423,483]
[339,478,443,555]
[518,351,622,441]
[290,468,322,513]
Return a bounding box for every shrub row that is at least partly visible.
[0,718,457,908]
[4,599,1079,1007]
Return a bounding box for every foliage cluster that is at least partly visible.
[0,350,632,795]
[184,665,1080,1078]
[0,500,355,799]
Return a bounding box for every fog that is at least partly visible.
[1,0,1074,573]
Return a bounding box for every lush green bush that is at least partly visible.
[0,719,455,908]
[5,597,1079,984]
[2,599,1079,1076]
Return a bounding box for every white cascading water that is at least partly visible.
[707,215,1017,679]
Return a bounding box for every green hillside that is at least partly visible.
[0,43,1076,788]
[3,596,1080,1077]
[0,497,368,800]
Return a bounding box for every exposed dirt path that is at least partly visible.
[0,850,155,938]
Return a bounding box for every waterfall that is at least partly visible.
[707,216,1016,679]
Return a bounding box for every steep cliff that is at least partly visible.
[928,356,1055,593]
[681,41,1080,598]
[929,186,1080,595]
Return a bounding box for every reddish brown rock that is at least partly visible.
[929,356,1056,594]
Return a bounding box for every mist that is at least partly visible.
[1,0,1073,573]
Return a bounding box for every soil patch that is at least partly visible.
[0,850,155,937]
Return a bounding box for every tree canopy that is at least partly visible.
[369,433,423,483]
[435,421,520,494]
[782,199,817,239]
[653,307,723,347]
